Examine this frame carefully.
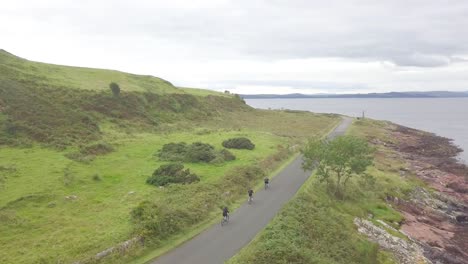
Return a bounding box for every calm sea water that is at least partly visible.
[246,98,468,163]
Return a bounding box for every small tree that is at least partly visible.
[302,135,374,199]
[109,82,120,97]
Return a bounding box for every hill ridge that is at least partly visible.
[0,50,245,147]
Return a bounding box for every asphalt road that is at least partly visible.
[150,117,353,264]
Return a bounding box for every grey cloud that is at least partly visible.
[4,0,468,67]
[230,0,468,67]
[392,54,452,67]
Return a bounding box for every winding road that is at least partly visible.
[150,117,353,264]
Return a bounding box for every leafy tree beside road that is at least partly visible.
[302,135,374,199]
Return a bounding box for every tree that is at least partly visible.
[302,135,374,199]
[109,82,120,97]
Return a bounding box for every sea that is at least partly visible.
[246,98,468,163]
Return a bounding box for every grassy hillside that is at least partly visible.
[0,49,247,148]
[0,50,340,263]
[0,49,177,93]
[228,119,426,264]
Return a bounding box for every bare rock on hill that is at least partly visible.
[354,217,430,264]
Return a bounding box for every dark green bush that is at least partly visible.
[92,174,101,181]
[109,82,120,97]
[158,142,235,163]
[146,163,200,186]
[158,142,188,161]
[209,149,236,164]
[185,142,216,162]
[222,137,255,150]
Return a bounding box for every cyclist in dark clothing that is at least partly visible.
[223,207,229,218]
[264,177,270,189]
[222,207,229,225]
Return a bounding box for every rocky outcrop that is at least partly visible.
[376,124,468,264]
[397,188,468,264]
[354,218,429,264]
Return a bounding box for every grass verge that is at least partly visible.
[228,118,425,264]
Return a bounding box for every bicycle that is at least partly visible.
[221,214,229,226]
[248,189,254,204]
[264,178,270,190]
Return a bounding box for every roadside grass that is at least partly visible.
[347,118,397,144]
[0,118,339,264]
[228,177,395,264]
[228,118,424,264]
[112,153,301,264]
[0,129,285,263]
[125,116,341,264]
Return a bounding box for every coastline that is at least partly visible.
[357,119,468,263]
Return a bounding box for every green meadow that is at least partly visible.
[0,50,340,263]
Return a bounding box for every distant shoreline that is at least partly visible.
[244,97,468,164]
[241,91,468,99]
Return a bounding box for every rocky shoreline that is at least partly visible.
[366,123,467,264]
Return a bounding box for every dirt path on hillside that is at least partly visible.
[149,117,353,264]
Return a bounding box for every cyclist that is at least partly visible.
[248,189,254,204]
[264,177,270,189]
[222,207,229,224]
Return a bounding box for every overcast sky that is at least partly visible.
[2,0,468,94]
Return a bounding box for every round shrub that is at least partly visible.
[210,149,237,164]
[109,82,120,97]
[220,149,236,161]
[158,142,236,163]
[222,137,255,150]
[146,163,200,186]
[158,142,188,161]
[186,142,216,162]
